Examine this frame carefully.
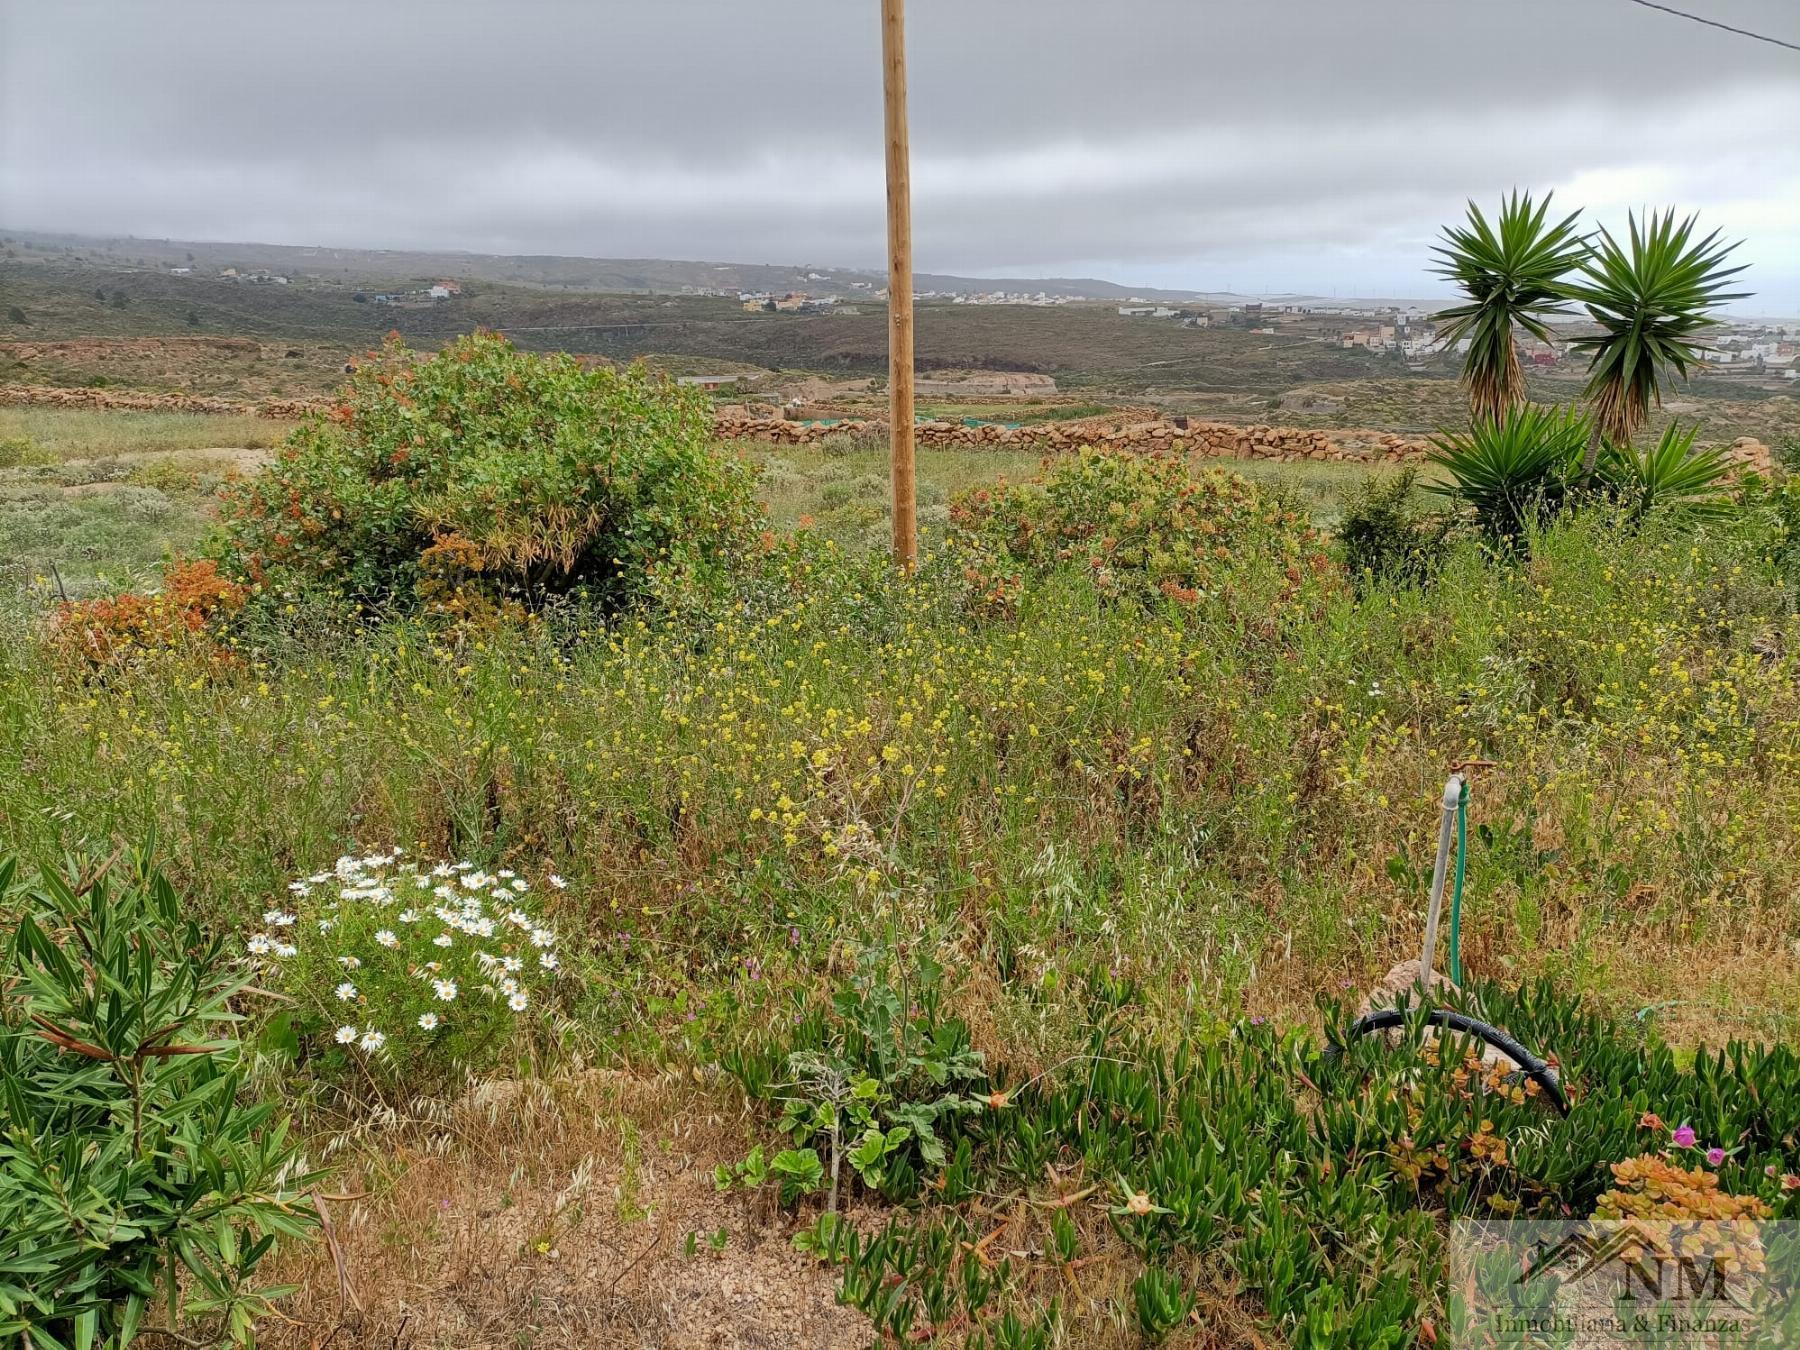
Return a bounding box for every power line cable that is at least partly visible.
[1621,0,1800,52]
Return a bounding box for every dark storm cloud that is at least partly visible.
[3,0,1796,300]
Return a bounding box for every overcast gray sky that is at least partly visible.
[3,0,1796,306]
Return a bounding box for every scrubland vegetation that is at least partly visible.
[5,240,1800,1345]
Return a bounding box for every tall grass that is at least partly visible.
[3,508,1796,1047]
[0,407,292,460]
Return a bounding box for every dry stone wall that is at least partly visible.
[713,411,1434,463]
[1,383,1776,474]
[0,383,324,420]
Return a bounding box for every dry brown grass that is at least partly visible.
[262,1071,871,1349]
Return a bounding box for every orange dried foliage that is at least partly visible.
[50,559,245,668]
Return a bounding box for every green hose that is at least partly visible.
[1447,779,1468,985]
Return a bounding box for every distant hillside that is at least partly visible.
[0,228,1202,303]
[0,258,1417,399]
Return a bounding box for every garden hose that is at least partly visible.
[1323,776,1571,1117]
[1325,1007,1571,1116]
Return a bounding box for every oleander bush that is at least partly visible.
[0,847,317,1347]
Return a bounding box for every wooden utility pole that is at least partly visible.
[881,0,916,568]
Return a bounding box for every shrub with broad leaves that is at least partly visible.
[248,851,566,1087]
[213,331,764,623]
[948,446,1336,615]
[0,846,317,1347]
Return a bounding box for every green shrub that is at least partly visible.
[0,435,52,470]
[720,940,987,1209]
[212,331,764,622]
[248,850,566,1090]
[1336,467,1459,586]
[1775,434,1800,475]
[0,846,318,1346]
[1426,402,1590,541]
[947,445,1337,614]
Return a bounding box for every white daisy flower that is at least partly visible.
[510,879,529,893]
[417,1012,440,1031]
[497,869,516,879]
[433,933,453,948]
[539,952,559,971]
[398,908,420,923]
[433,979,459,1002]
[547,874,568,890]
[338,955,362,969]
[334,982,357,1001]
[507,992,529,1012]
[502,956,523,973]
[334,1025,357,1044]
[375,929,398,948]
[529,929,554,949]
[273,942,298,958]
[359,1029,386,1051]
[247,934,273,955]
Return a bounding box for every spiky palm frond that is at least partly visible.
[1432,192,1588,425]
[1596,422,1733,523]
[1564,210,1750,451]
[1426,402,1591,541]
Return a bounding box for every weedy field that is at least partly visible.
[3,333,1799,1348]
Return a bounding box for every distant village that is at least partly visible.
[152,257,1798,383]
[168,263,466,308]
[1113,295,1800,379]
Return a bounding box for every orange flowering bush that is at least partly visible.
[49,558,244,668]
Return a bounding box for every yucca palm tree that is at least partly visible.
[1432,191,1587,425]
[1595,422,1733,523]
[1564,210,1749,471]
[1425,401,1591,541]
